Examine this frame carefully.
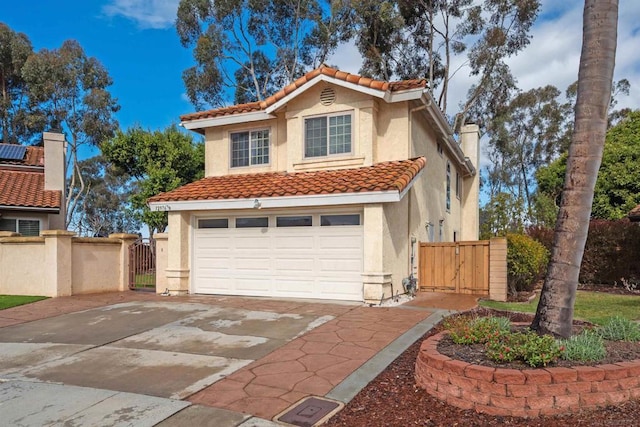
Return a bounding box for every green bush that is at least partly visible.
[443,315,511,345]
[506,233,549,294]
[560,330,606,362]
[598,316,640,342]
[485,330,563,367]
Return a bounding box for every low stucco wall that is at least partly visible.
[0,231,137,297]
[0,236,48,296]
[71,239,123,294]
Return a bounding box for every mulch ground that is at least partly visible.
[325,308,640,427]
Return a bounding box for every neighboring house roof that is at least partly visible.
[148,157,426,211]
[0,169,61,210]
[180,65,426,122]
[629,204,640,222]
[0,143,60,212]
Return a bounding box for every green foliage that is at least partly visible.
[176,0,352,108]
[72,156,140,236]
[20,39,120,227]
[580,220,640,285]
[443,315,511,345]
[598,316,640,342]
[560,330,606,362]
[0,23,38,144]
[485,330,563,367]
[506,233,549,294]
[101,125,204,234]
[480,193,524,239]
[535,110,640,221]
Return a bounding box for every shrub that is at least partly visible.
[560,330,606,362]
[443,315,511,345]
[580,219,640,285]
[506,233,549,294]
[598,316,640,342]
[486,330,563,367]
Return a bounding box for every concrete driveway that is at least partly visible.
[0,298,340,426]
[0,292,464,426]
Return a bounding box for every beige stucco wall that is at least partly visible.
[71,239,122,294]
[0,236,47,296]
[176,82,479,303]
[0,232,135,297]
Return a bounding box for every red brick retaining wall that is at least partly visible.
[415,332,640,417]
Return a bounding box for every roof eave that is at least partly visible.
[180,110,276,132]
[148,188,414,213]
[420,93,476,177]
[0,205,60,213]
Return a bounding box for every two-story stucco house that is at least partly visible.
[149,65,480,303]
[0,132,66,236]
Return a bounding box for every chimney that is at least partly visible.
[460,124,480,240]
[43,132,66,229]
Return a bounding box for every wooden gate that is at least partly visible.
[128,238,156,290]
[419,241,489,295]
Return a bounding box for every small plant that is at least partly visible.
[560,330,606,362]
[444,315,511,345]
[486,330,563,367]
[598,316,640,342]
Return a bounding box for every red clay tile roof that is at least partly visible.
[149,157,426,203]
[0,145,44,167]
[0,169,61,209]
[180,65,427,122]
[630,204,640,221]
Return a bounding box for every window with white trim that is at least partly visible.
[304,112,352,158]
[231,129,270,167]
[0,218,40,236]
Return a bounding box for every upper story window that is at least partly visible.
[304,112,352,158]
[231,129,269,168]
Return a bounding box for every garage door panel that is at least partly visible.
[274,236,316,250]
[235,235,270,250]
[193,212,364,301]
[318,258,362,273]
[276,279,315,295]
[235,277,272,292]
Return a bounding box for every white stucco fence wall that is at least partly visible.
[0,231,138,297]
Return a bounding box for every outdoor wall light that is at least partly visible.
[253,198,262,209]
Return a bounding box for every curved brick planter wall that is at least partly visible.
[415,332,640,417]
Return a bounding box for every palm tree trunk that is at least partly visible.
[531,0,618,338]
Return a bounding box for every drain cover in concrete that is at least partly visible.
[275,396,343,427]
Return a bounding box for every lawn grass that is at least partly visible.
[0,295,48,310]
[480,291,640,325]
[132,273,155,288]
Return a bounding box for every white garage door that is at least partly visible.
[192,212,364,301]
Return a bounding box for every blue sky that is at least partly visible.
[4,1,194,132]
[4,0,640,161]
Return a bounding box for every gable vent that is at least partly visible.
[320,87,336,106]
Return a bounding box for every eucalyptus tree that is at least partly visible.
[351,0,540,130]
[176,0,353,108]
[532,0,618,338]
[21,39,120,227]
[0,23,40,144]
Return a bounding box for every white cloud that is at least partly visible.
[102,0,180,30]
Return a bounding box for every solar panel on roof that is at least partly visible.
[0,144,27,161]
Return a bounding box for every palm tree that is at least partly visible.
[531,0,618,338]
